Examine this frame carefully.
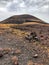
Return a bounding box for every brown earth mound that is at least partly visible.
[0,14,46,24]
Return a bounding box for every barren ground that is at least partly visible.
[0,23,49,65]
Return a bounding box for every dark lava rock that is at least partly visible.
[0,52,3,58]
[30,32,37,38]
[12,56,19,65]
[25,34,33,42]
[25,32,40,42]
[34,37,40,41]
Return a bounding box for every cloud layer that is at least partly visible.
[0,0,49,23]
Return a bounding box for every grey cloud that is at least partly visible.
[0,0,13,7]
[0,0,49,23]
[0,0,13,2]
[0,0,49,13]
[7,3,20,11]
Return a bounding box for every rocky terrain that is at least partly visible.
[0,14,49,65]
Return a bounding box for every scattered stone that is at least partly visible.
[48,53,49,58]
[25,32,40,42]
[15,49,21,54]
[27,60,33,65]
[8,38,11,41]
[0,48,3,51]
[11,49,21,55]
[30,32,37,38]
[25,34,33,42]
[12,56,18,61]
[14,61,19,65]
[33,54,38,58]
[40,37,44,40]
[44,47,47,49]
[34,37,40,41]
[10,48,15,55]
[0,52,3,58]
[0,48,4,58]
[4,48,11,51]
[3,48,11,54]
[31,32,40,41]
[11,56,18,65]
[40,35,43,37]
[11,51,14,55]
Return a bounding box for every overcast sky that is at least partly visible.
[0,0,49,23]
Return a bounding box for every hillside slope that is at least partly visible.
[0,14,49,65]
[0,23,49,65]
[0,14,46,24]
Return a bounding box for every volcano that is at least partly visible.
[0,14,46,24]
[0,14,49,65]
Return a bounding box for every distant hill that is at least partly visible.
[0,14,47,24]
